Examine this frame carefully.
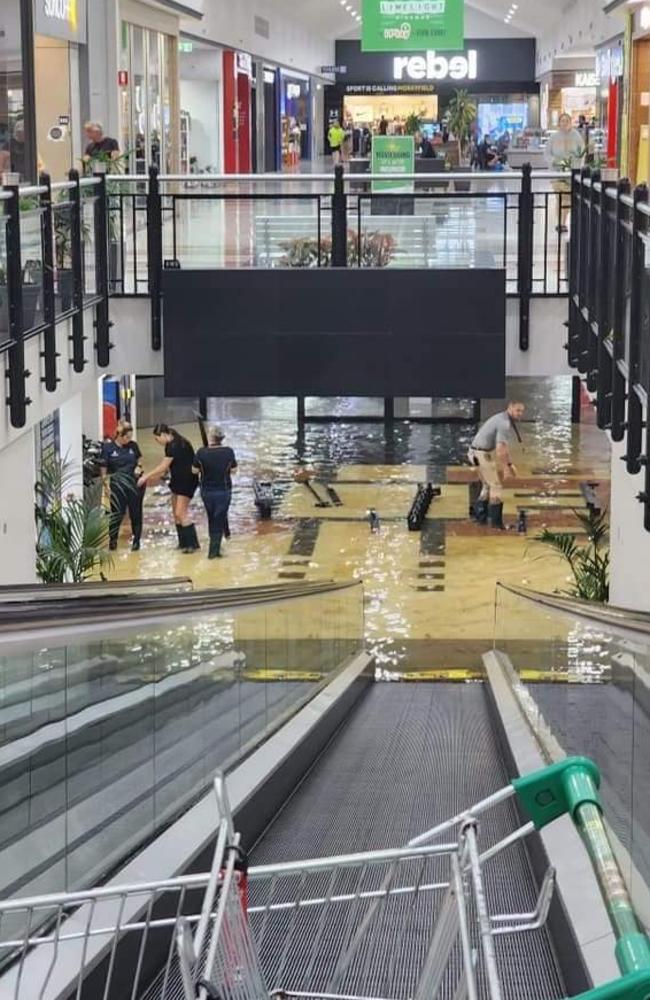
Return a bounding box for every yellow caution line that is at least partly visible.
[241,670,324,682]
[395,669,574,683]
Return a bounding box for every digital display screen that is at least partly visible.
[420,122,441,138]
[478,103,528,137]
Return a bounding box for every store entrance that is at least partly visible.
[34,35,75,181]
[343,94,438,136]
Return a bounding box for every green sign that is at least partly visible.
[371,136,415,193]
[362,0,464,52]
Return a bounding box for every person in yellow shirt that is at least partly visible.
[328,120,346,166]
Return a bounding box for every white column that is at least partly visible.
[0,432,37,585]
[609,437,650,612]
[59,394,84,501]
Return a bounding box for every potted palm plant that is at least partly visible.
[35,457,114,584]
[446,89,477,191]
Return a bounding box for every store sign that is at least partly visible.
[237,53,253,75]
[574,71,598,88]
[286,83,302,98]
[362,0,464,53]
[36,0,86,42]
[321,65,348,74]
[371,135,415,193]
[393,49,477,80]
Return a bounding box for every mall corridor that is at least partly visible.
[1,0,650,998]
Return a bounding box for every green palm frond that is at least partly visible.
[35,457,113,584]
[535,507,609,603]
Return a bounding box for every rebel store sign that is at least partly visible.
[334,38,536,89]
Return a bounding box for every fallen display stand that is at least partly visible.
[407,483,441,531]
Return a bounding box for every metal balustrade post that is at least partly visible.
[567,169,582,369]
[147,166,163,350]
[517,161,533,351]
[93,170,112,368]
[3,174,30,427]
[585,168,600,388]
[611,177,631,442]
[331,164,347,267]
[596,178,616,429]
[623,183,648,475]
[39,171,58,392]
[68,168,86,373]
[576,167,591,374]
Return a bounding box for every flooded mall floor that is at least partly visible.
[108,378,611,671]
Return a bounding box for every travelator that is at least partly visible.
[1,580,650,1000]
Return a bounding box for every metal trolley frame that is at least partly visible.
[1,760,650,1000]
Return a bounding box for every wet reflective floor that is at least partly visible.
[109,378,611,670]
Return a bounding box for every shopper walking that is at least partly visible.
[468,401,525,529]
[138,423,199,553]
[328,120,346,166]
[100,421,146,551]
[547,113,584,232]
[193,426,238,560]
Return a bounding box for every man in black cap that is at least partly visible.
[193,425,238,559]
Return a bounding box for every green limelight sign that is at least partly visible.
[362,0,464,52]
[371,136,415,193]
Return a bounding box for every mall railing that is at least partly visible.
[1,163,575,429]
[568,168,650,532]
[0,579,364,914]
[1,167,111,429]
[493,581,650,930]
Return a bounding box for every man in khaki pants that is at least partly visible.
[469,401,525,529]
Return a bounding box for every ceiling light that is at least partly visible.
[512,4,518,8]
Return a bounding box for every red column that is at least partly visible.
[223,50,238,174]
[237,72,252,174]
[607,79,619,168]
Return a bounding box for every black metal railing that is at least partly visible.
[1,163,579,430]
[568,168,650,531]
[0,168,111,428]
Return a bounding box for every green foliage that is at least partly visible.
[535,507,609,603]
[35,458,117,584]
[446,89,477,164]
[280,230,396,268]
[404,112,423,136]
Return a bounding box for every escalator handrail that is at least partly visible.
[0,578,194,601]
[496,582,650,635]
[0,580,363,633]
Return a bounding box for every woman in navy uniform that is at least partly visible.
[138,423,199,552]
[100,420,145,551]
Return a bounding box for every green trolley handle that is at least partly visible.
[513,757,650,999]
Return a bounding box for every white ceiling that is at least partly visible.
[265,0,568,45]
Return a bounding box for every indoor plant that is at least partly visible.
[445,89,477,182]
[35,457,114,584]
[404,112,423,136]
[279,230,396,268]
[535,507,609,602]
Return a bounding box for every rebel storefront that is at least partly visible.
[325,38,539,145]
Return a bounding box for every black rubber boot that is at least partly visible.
[472,498,489,524]
[488,501,505,530]
[175,523,183,549]
[208,535,221,560]
[131,537,141,552]
[181,524,201,552]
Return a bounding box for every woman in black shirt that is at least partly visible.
[138,423,199,552]
[193,425,237,559]
[100,420,145,551]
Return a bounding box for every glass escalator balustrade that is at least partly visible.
[0,583,363,906]
[494,584,650,927]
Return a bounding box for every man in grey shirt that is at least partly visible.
[469,401,525,529]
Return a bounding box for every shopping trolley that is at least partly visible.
[1,759,650,1000]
